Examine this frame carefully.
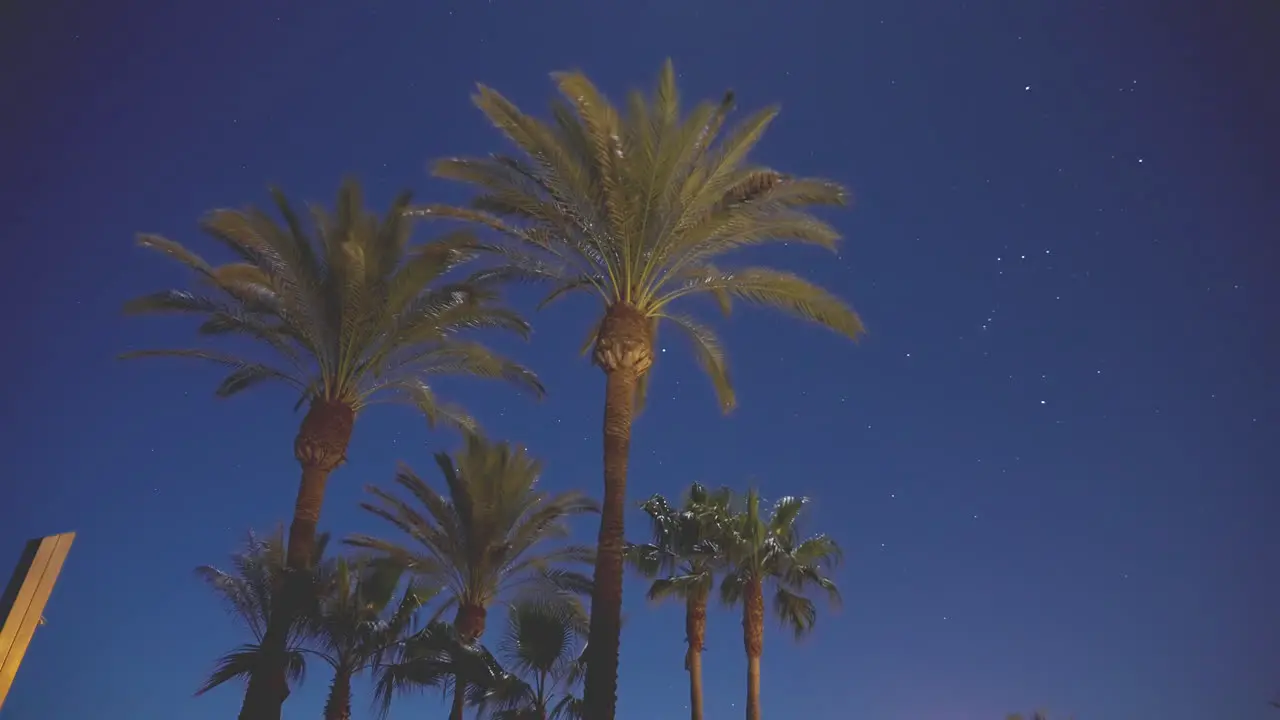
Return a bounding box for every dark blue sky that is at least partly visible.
[3,2,1277,719]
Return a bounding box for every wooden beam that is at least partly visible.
[0,533,75,711]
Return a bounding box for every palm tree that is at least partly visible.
[122,180,542,719]
[720,490,841,720]
[194,529,317,700]
[304,557,433,720]
[413,60,864,719]
[348,432,597,720]
[626,484,733,720]
[471,598,589,720]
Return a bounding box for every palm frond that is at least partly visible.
[348,433,596,616]
[194,644,308,696]
[657,267,864,340]
[659,312,735,412]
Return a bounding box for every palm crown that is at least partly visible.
[629,483,734,604]
[347,433,598,630]
[123,179,542,430]
[721,490,842,639]
[415,59,864,409]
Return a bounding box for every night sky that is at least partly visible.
[3,2,1278,719]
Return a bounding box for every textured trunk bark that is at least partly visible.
[452,604,488,720]
[581,366,638,720]
[687,595,707,720]
[746,655,762,720]
[743,578,764,720]
[286,398,355,568]
[583,303,652,720]
[323,668,353,720]
[238,398,355,720]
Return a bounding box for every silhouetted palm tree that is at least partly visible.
[720,490,841,720]
[416,60,863,719]
[194,530,317,700]
[348,433,596,720]
[304,558,432,720]
[626,483,733,720]
[124,181,542,720]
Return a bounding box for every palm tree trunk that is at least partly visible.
[323,668,353,720]
[452,603,488,720]
[687,595,707,720]
[743,578,764,720]
[239,398,355,720]
[583,303,652,720]
[582,365,638,719]
[286,398,355,567]
[450,681,466,720]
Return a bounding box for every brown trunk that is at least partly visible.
[743,577,764,720]
[323,668,353,720]
[450,683,466,720]
[582,367,638,720]
[238,398,355,720]
[452,604,488,720]
[746,655,762,720]
[686,595,707,720]
[583,303,653,720]
[287,398,355,568]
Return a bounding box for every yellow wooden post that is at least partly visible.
[0,532,75,710]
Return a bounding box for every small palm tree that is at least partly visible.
[123,181,542,719]
[720,490,841,720]
[304,558,433,720]
[194,530,318,699]
[471,598,589,720]
[415,61,864,718]
[348,433,597,720]
[626,484,733,720]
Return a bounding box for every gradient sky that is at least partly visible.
[3,2,1277,719]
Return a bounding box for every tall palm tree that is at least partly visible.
[194,529,319,700]
[626,484,733,720]
[414,60,864,718]
[348,432,597,720]
[720,490,841,720]
[471,598,589,720]
[122,180,542,720]
[304,557,433,720]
